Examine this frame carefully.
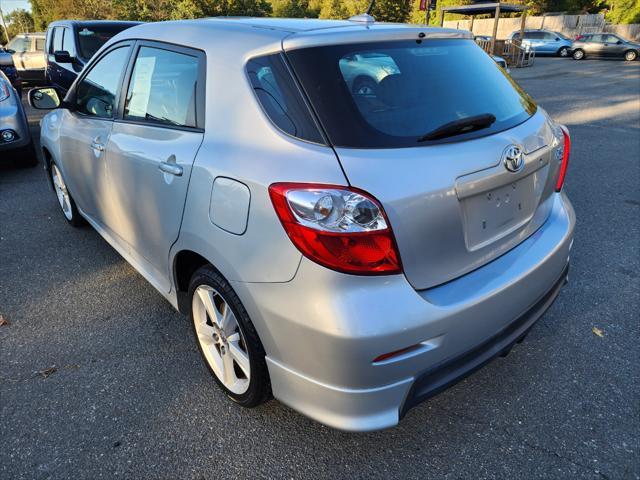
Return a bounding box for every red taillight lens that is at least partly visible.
[269,183,402,275]
[575,35,584,40]
[556,126,571,192]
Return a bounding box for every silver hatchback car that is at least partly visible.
[30,18,575,431]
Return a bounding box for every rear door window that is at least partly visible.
[246,54,324,144]
[286,39,536,148]
[123,46,200,128]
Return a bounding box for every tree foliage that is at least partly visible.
[1,9,36,44]
[370,0,412,22]
[6,0,634,42]
[606,0,640,24]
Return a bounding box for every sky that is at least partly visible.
[0,0,32,14]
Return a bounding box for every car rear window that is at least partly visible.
[76,25,134,60]
[246,54,324,144]
[285,39,536,148]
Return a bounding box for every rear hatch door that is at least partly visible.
[286,32,564,289]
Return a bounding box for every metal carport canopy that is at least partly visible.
[440,3,526,15]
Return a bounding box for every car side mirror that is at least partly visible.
[617,40,623,44]
[555,37,561,41]
[28,87,62,110]
[5,48,16,54]
[54,50,74,63]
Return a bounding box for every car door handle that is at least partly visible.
[159,161,183,176]
[91,141,105,152]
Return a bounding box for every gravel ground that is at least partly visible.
[1,57,639,479]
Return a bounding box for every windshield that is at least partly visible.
[6,36,30,53]
[76,25,134,60]
[286,39,536,148]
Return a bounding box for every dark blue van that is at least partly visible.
[45,20,141,92]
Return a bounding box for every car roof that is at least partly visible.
[14,32,45,37]
[111,17,469,54]
[48,20,142,28]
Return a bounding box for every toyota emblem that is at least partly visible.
[502,145,525,173]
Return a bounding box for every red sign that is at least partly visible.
[419,0,427,11]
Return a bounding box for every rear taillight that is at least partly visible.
[575,35,584,40]
[556,126,571,192]
[269,183,402,275]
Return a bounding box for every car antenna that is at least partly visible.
[366,0,375,14]
[349,0,376,23]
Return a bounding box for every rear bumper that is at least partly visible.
[232,192,575,431]
[401,262,568,417]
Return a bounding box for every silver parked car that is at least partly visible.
[3,32,47,84]
[0,70,36,166]
[30,18,575,431]
[572,33,640,61]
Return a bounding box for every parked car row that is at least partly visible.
[1,21,141,166]
[505,29,640,61]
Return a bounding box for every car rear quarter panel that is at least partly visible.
[170,27,348,284]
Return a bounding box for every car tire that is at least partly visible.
[352,76,378,96]
[557,47,570,57]
[624,50,638,61]
[50,161,84,227]
[189,265,271,408]
[572,49,585,60]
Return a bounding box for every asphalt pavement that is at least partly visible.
[1,57,639,479]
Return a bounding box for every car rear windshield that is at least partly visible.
[77,25,133,60]
[286,39,537,148]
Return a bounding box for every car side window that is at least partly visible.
[246,54,324,143]
[124,46,199,128]
[75,46,130,119]
[61,28,77,57]
[603,35,619,43]
[35,37,45,51]
[590,35,604,43]
[53,27,64,52]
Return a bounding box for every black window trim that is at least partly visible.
[66,40,135,121]
[114,39,206,133]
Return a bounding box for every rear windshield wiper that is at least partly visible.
[417,113,497,142]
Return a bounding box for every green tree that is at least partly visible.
[1,9,35,43]
[371,0,411,22]
[606,0,640,23]
[272,0,317,17]
[319,0,349,18]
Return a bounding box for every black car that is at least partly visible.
[45,20,141,92]
[572,33,640,61]
[0,50,22,97]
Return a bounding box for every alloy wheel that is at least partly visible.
[192,285,251,395]
[625,51,637,61]
[51,164,73,221]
